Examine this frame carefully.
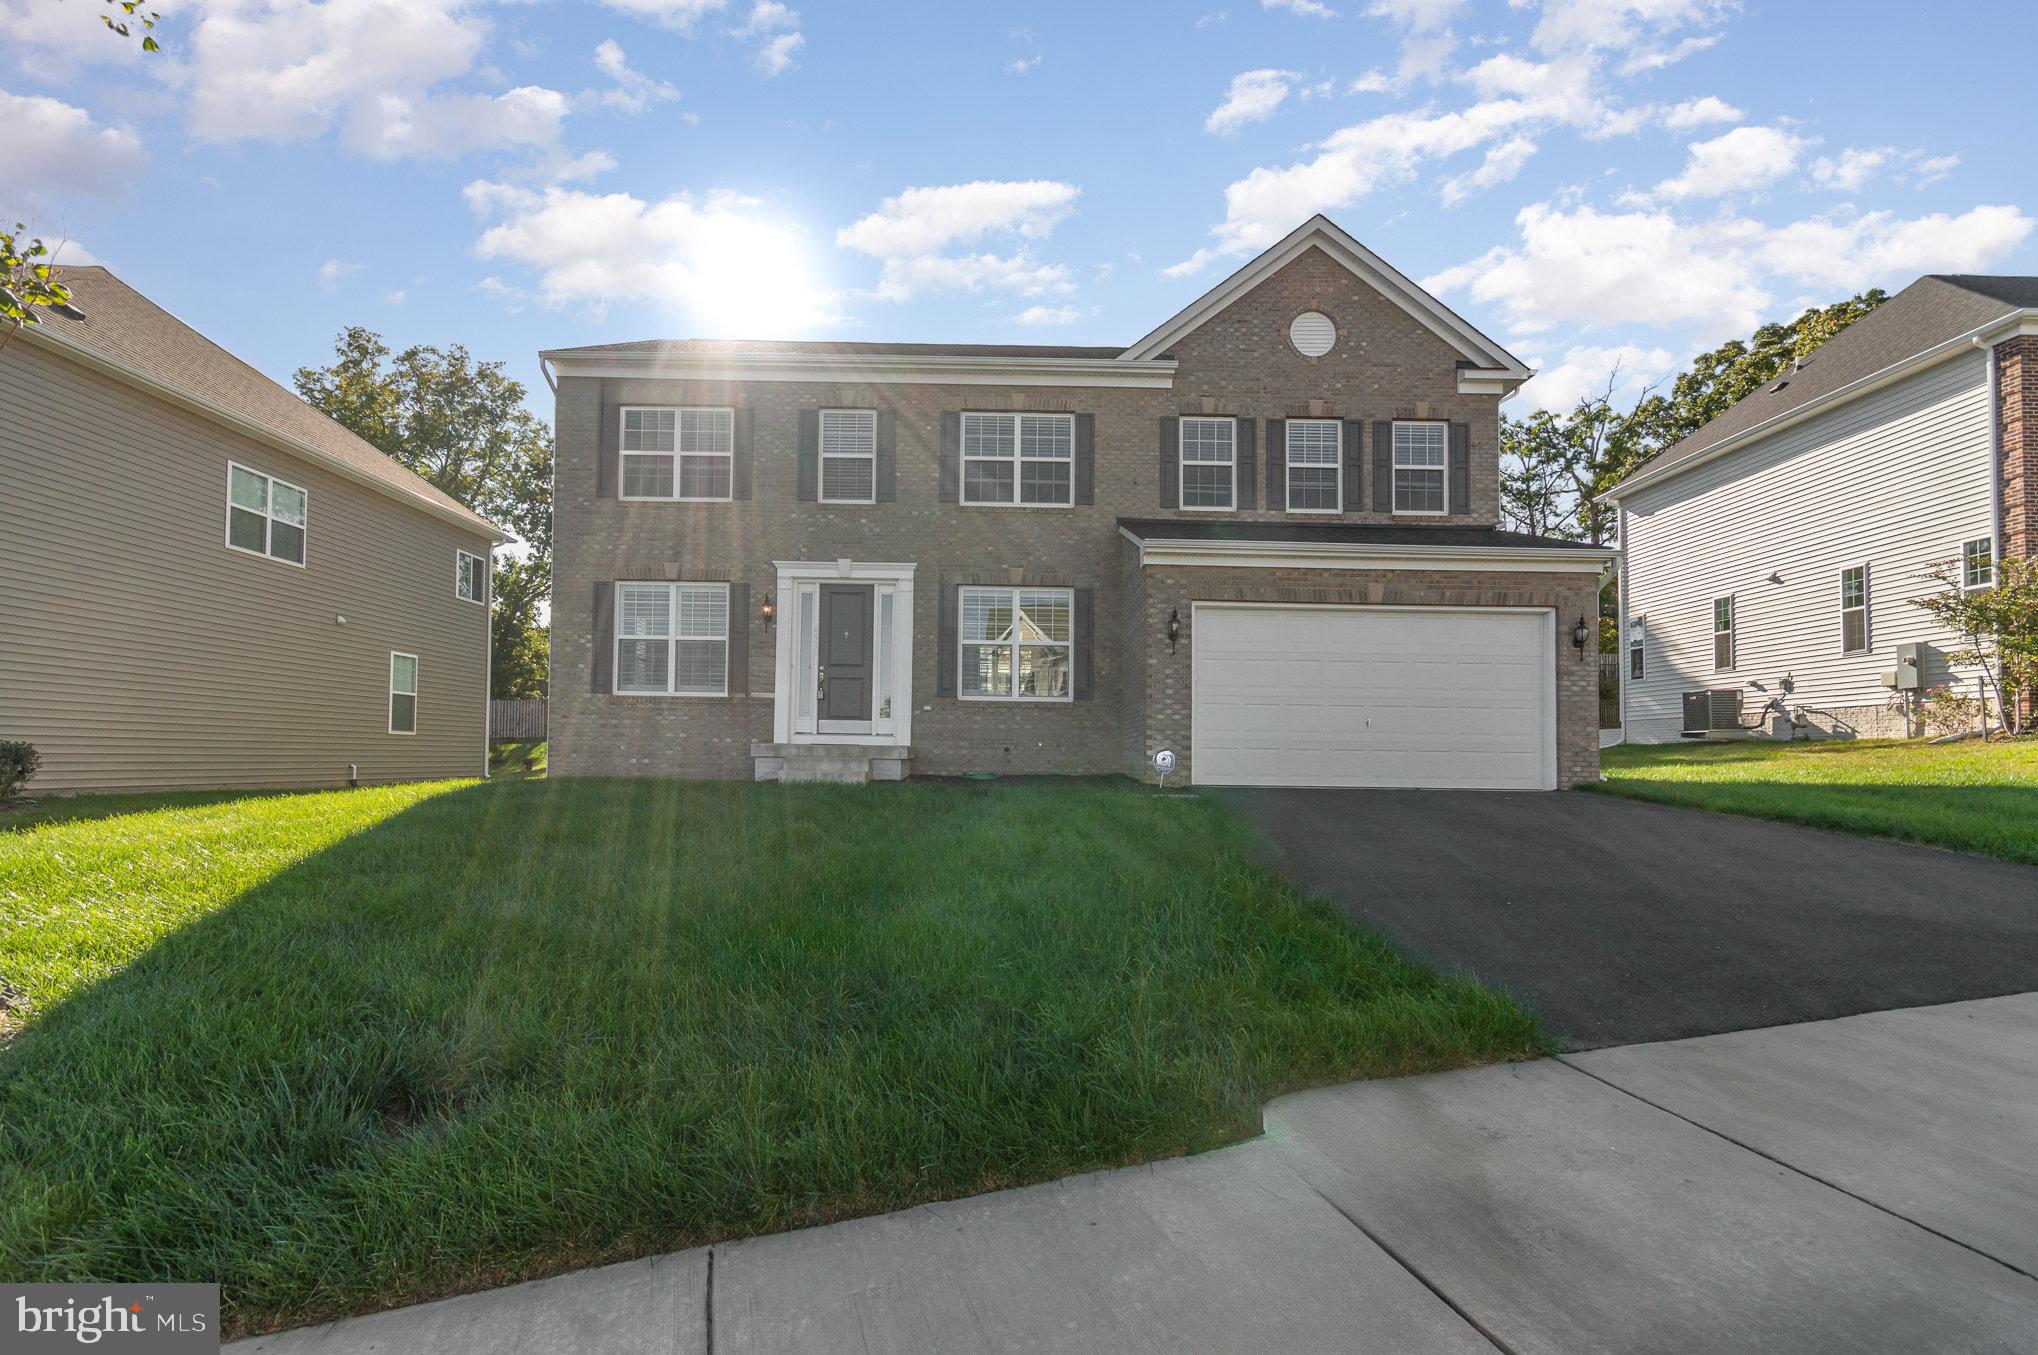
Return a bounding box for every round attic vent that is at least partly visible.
[1289,311,1336,357]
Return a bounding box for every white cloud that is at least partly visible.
[1517,342,1676,412]
[732,1,803,75]
[1015,305,1084,326]
[1529,0,1731,57]
[0,89,145,208]
[1617,33,1718,74]
[1196,9,1229,27]
[837,180,1081,302]
[1810,146,1888,194]
[0,0,152,74]
[593,39,679,114]
[318,258,363,291]
[1263,0,1337,17]
[1007,54,1042,74]
[1206,69,1299,135]
[1365,0,1464,31]
[1441,134,1537,206]
[1661,94,1740,129]
[468,181,842,333]
[593,0,729,32]
[1639,124,1808,201]
[1909,153,1958,187]
[382,288,407,304]
[1759,205,2033,292]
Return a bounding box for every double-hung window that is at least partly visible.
[1629,634,1646,681]
[1392,421,1448,514]
[820,409,878,504]
[1963,537,1995,590]
[456,550,485,603]
[1179,417,1236,510]
[621,407,733,500]
[1712,596,1735,670]
[959,586,1073,701]
[963,412,1073,506]
[1284,419,1341,513]
[1840,565,1869,653]
[389,652,418,734]
[616,582,729,695]
[227,462,307,565]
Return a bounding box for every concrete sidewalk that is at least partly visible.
[230,994,2038,1354]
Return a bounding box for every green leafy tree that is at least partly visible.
[1911,554,2038,737]
[98,0,162,49]
[490,558,550,699]
[1,227,84,327]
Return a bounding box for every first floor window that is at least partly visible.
[1392,421,1448,514]
[456,550,485,602]
[616,582,729,695]
[960,586,1072,700]
[1179,416,1236,509]
[621,406,733,500]
[1630,637,1645,681]
[1964,537,1995,590]
[820,408,877,503]
[1285,419,1341,512]
[1712,595,1735,670]
[389,652,418,734]
[963,411,1073,506]
[1840,565,1869,653]
[227,463,307,565]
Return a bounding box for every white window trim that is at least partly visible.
[1840,564,1870,655]
[1712,595,1736,672]
[819,407,879,506]
[1629,637,1645,682]
[960,411,1076,509]
[1962,536,1996,592]
[388,651,418,736]
[224,460,309,569]
[614,580,731,698]
[1178,415,1237,513]
[1284,419,1343,515]
[958,585,1076,703]
[618,405,736,503]
[1390,420,1450,516]
[456,549,486,604]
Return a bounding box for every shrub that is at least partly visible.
[0,741,40,801]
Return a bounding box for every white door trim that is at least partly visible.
[1189,602,1558,791]
[771,560,916,746]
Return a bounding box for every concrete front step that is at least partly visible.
[752,743,912,784]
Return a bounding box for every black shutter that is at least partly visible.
[939,412,961,503]
[591,580,614,694]
[727,582,749,695]
[1074,413,1095,505]
[937,582,959,696]
[596,380,618,498]
[1158,417,1179,509]
[1372,421,1393,513]
[732,407,754,500]
[876,409,897,501]
[1343,420,1366,511]
[1264,419,1285,509]
[1236,418,1256,509]
[1073,587,1095,700]
[796,409,820,501]
[1449,422,1471,516]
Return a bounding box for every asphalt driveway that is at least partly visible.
[1212,787,2038,1048]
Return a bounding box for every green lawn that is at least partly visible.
[1596,738,2038,864]
[0,777,1544,1337]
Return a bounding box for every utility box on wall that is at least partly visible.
[1882,642,1925,690]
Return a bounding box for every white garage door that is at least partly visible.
[1191,605,1555,790]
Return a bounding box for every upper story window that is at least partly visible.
[1392,422,1448,514]
[389,652,418,735]
[621,407,733,501]
[616,581,729,696]
[1840,565,1869,653]
[820,409,878,504]
[1712,595,1735,670]
[960,586,1073,701]
[456,550,486,603]
[227,462,307,566]
[1963,537,1995,590]
[1179,417,1236,511]
[1285,419,1341,514]
[963,412,1072,507]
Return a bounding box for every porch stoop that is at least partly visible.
[752,743,912,784]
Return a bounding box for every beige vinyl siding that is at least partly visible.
[1619,350,1995,742]
[0,339,491,792]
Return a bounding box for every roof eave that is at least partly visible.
[1117,525,1617,573]
[540,348,1177,389]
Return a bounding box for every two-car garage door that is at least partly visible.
[1191,605,1556,790]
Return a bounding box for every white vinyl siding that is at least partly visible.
[1179,417,1236,510]
[820,408,877,504]
[962,412,1073,506]
[620,407,733,501]
[226,462,307,566]
[1619,349,1996,742]
[615,581,729,695]
[1391,421,1448,514]
[1284,419,1341,513]
[388,652,418,734]
[456,550,485,603]
[959,586,1073,701]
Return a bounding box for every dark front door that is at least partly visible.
[819,584,875,722]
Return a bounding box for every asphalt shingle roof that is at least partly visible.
[542,337,1132,360]
[1117,517,1609,550]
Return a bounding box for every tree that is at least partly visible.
[1,227,85,328]
[490,558,550,699]
[1910,554,2038,737]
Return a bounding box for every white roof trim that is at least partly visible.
[1119,526,1615,574]
[16,321,507,542]
[1121,215,1531,385]
[543,350,1178,390]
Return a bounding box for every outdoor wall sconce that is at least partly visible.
[1166,608,1182,654]
[1572,615,1592,654]
[760,593,776,625]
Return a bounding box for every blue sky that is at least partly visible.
[8,0,2037,416]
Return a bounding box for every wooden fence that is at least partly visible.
[490,699,547,742]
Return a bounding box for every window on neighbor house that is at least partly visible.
[1712,596,1735,670]
[227,463,307,565]
[1964,537,1995,590]
[1840,565,1869,654]
[389,652,418,734]
[457,550,485,603]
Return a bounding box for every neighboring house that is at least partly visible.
[0,268,504,792]
[1607,275,2038,742]
[543,215,1616,789]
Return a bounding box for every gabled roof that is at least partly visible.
[20,268,502,540]
[1615,274,2038,499]
[1119,215,1531,382]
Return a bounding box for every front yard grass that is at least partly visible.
[1596,738,2038,864]
[0,777,1545,1337]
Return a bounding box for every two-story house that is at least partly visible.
[543,216,1616,788]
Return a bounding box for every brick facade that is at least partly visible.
[549,242,1606,787]
[1998,335,2038,562]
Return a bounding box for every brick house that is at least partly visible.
[544,215,1615,787]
